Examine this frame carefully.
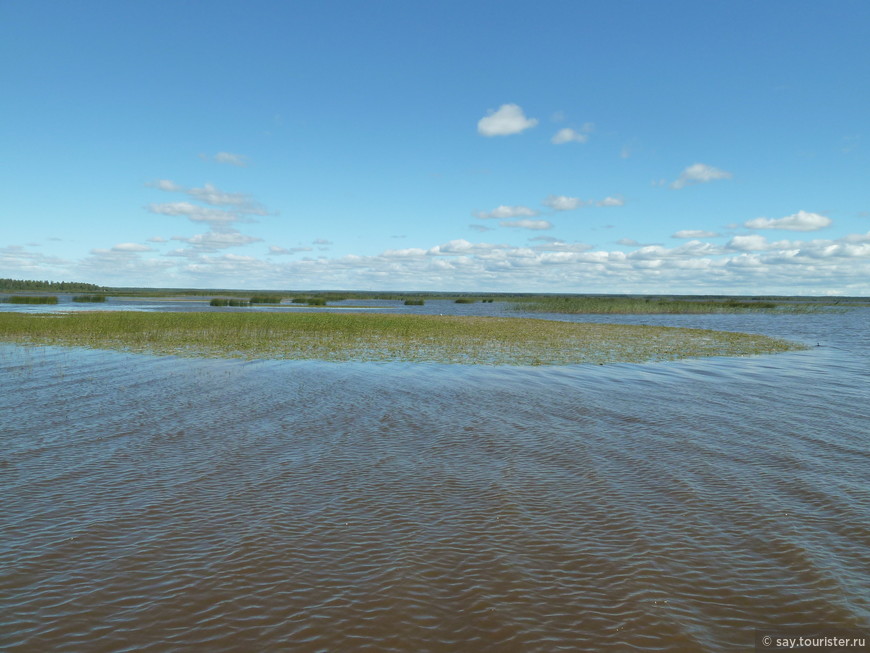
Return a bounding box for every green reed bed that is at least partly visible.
[404,299,425,306]
[249,295,284,304]
[210,298,251,307]
[0,311,805,365]
[2,295,59,304]
[513,295,821,315]
[72,294,107,303]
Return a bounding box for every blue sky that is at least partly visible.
[2,1,869,294]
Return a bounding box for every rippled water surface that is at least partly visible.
[1,306,868,651]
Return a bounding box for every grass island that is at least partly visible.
[0,310,805,365]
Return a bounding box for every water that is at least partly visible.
[1,305,868,651]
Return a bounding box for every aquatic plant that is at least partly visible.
[404,299,425,305]
[454,298,475,304]
[0,311,806,365]
[249,295,284,304]
[210,298,250,307]
[2,295,59,304]
[512,295,819,315]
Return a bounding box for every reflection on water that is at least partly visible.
[1,309,868,651]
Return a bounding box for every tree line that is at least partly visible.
[0,278,106,292]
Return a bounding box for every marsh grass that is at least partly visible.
[249,295,284,304]
[72,295,107,303]
[0,311,805,365]
[454,298,476,304]
[3,295,59,304]
[404,299,425,305]
[513,295,819,315]
[210,298,250,307]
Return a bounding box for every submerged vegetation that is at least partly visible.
[2,295,59,304]
[0,311,805,365]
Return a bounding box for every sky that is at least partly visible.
[2,1,869,294]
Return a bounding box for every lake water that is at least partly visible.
[1,301,868,651]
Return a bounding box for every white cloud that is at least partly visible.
[111,242,153,252]
[268,245,312,255]
[469,224,495,233]
[147,201,241,225]
[147,180,269,216]
[149,179,183,192]
[532,241,593,253]
[551,128,588,145]
[671,163,733,189]
[147,236,168,243]
[474,205,539,220]
[596,196,624,207]
[171,229,262,252]
[203,152,249,166]
[727,234,769,251]
[744,210,832,231]
[500,219,553,230]
[477,104,538,136]
[673,230,720,239]
[542,195,583,211]
[187,183,268,214]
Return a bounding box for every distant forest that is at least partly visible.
[0,278,105,292]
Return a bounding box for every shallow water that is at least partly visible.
[1,308,868,651]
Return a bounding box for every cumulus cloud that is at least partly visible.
[186,184,268,214]
[474,205,539,220]
[727,234,769,251]
[673,230,720,239]
[477,104,538,136]
[111,243,153,252]
[268,245,312,255]
[500,219,553,230]
[542,195,583,211]
[551,128,589,145]
[149,179,183,192]
[171,229,262,253]
[146,180,270,227]
[596,196,624,207]
[671,163,733,190]
[147,201,241,225]
[744,210,832,231]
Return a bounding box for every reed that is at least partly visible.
[210,298,250,307]
[0,311,805,365]
[72,295,107,303]
[249,295,283,304]
[513,295,813,315]
[454,298,476,304]
[3,295,59,304]
[404,299,425,305]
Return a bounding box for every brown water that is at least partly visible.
[1,308,868,651]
